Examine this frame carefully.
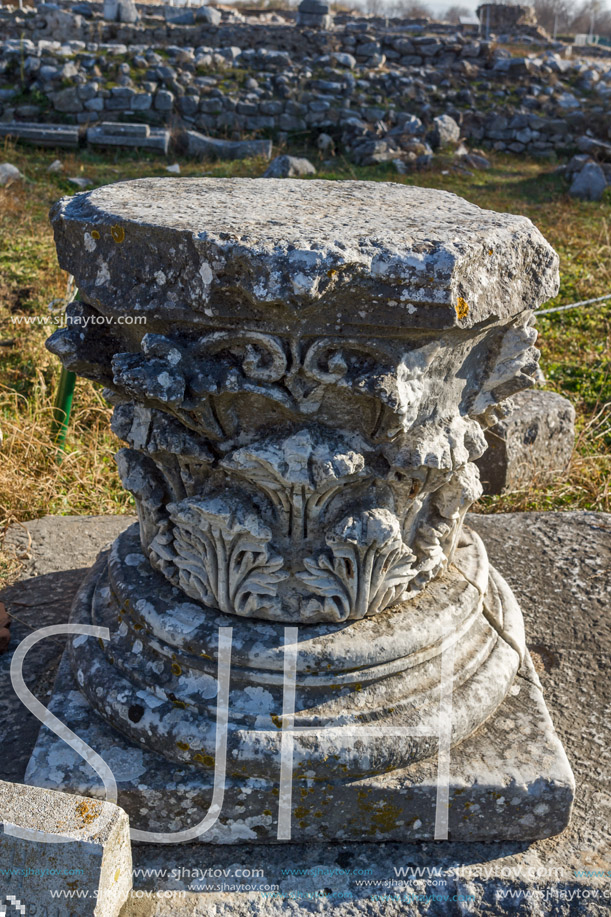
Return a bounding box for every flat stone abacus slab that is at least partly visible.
[50,177,558,329]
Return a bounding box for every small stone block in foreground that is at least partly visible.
[0,780,132,916]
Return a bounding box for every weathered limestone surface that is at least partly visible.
[0,515,137,784]
[60,523,527,775]
[38,178,571,843]
[49,178,558,331]
[0,780,132,916]
[2,514,132,578]
[1,511,608,913]
[476,389,575,494]
[25,630,573,844]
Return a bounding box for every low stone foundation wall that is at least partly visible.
[1,3,610,163]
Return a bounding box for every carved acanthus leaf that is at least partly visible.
[156,497,288,618]
[298,509,417,622]
[222,431,368,540]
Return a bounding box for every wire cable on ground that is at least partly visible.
[535,292,611,316]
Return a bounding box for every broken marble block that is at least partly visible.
[476,389,575,494]
[0,780,132,916]
[40,178,573,843]
[182,130,272,161]
[297,0,333,29]
[103,0,139,23]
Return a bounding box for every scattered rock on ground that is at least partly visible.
[576,135,611,161]
[432,114,461,148]
[317,133,335,154]
[67,176,92,190]
[263,155,317,178]
[455,144,491,170]
[0,163,22,186]
[569,161,607,201]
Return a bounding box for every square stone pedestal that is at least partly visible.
[25,649,573,845]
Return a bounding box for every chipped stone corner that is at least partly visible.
[0,780,132,916]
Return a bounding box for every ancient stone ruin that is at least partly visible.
[477,3,539,31]
[1,0,610,172]
[33,178,574,842]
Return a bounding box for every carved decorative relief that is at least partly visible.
[152,498,287,619]
[299,509,417,621]
[49,299,540,622]
[129,420,482,622]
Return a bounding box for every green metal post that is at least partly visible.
[51,366,76,455]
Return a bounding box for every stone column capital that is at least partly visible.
[48,178,558,624]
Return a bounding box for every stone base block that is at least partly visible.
[182,129,272,160]
[87,124,170,154]
[0,122,80,149]
[0,780,132,916]
[476,389,575,495]
[25,649,573,845]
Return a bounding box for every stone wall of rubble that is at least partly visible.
[1,3,610,163]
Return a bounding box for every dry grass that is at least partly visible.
[0,144,609,588]
[0,387,133,522]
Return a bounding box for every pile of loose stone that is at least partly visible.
[0,1,610,177]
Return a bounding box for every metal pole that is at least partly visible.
[51,366,77,456]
